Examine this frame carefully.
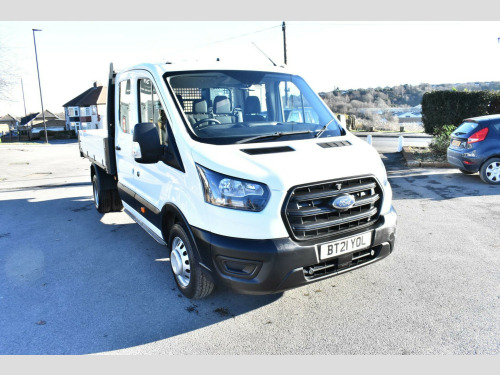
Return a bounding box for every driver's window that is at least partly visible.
[138,79,168,145]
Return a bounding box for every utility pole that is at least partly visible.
[33,29,48,144]
[21,78,27,117]
[20,78,27,141]
[282,21,287,65]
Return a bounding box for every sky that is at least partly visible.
[1,20,500,117]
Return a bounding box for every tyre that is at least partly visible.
[169,224,214,299]
[92,174,112,213]
[479,157,500,184]
[110,189,123,212]
[459,169,475,175]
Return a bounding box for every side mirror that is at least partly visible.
[132,123,162,164]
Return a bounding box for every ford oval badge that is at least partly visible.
[331,194,355,210]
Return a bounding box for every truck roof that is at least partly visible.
[116,61,292,76]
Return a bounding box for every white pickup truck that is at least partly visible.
[79,62,397,299]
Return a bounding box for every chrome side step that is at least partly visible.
[124,207,166,246]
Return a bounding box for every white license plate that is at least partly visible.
[319,232,372,260]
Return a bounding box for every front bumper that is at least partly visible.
[192,206,397,295]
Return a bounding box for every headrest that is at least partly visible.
[193,99,207,113]
[245,96,261,114]
[213,96,231,114]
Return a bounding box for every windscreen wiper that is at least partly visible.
[236,130,312,144]
[315,119,335,138]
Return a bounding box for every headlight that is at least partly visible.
[196,164,270,212]
[377,157,392,215]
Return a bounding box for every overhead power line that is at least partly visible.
[172,24,281,54]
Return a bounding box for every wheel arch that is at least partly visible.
[481,154,500,167]
[160,203,212,271]
[91,163,118,191]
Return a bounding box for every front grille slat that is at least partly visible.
[291,208,377,231]
[283,176,383,241]
[287,194,379,217]
[290,182,377,202]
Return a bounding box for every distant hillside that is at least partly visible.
[319,81,500,113]
[318,81,500,131]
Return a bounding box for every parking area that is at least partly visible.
[0,141,499,355]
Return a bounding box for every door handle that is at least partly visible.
[115,145,121,151]
[136,170,140,177]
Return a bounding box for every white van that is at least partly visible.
[79,62,397,299]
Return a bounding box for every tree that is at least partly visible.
[0,38,16,101]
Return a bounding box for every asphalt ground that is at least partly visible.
[0,140,498,355]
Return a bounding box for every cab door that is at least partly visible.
[132,73,176,230]
[114,73,138,210]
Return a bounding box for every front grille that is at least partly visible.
[283,176,383,241]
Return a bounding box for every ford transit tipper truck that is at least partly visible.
[79,62,397,299]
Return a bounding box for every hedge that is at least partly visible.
[37,130,77,139]
[422,90,500,135]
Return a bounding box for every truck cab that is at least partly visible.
[80,62,397,299]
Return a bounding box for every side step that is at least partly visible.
[124,207,166,246]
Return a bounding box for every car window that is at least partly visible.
[453,121,477,136]
[119,80,132,134]
[138,78,169,145]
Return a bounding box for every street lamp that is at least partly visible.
[33,29,48,144]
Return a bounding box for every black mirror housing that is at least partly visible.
[133,123,162,164]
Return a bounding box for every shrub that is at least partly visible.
[429,125,456,157]
[422,90,500,135]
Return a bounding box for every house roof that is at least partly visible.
[0,114,19,122]
[19,110,61,126]
[63,84,107,107]
[20,113,39,126]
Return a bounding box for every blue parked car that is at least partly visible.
[447,114,500,184]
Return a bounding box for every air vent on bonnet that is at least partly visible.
[241,146,295,155]
[317,140,352,148]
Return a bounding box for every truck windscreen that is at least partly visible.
[165,70,343,145]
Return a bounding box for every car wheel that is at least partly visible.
[169,224,214,299]
[92,174,112,213]
[479,157,500,184]
[459,169,475,175]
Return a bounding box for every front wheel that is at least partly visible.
[169,224,214,299]
[480,158,500,184]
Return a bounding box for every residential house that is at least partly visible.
[0,114,19,136]
[63,82,107,131]
[19,110,66,139]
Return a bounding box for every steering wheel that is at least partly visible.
[193,118,221,128]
